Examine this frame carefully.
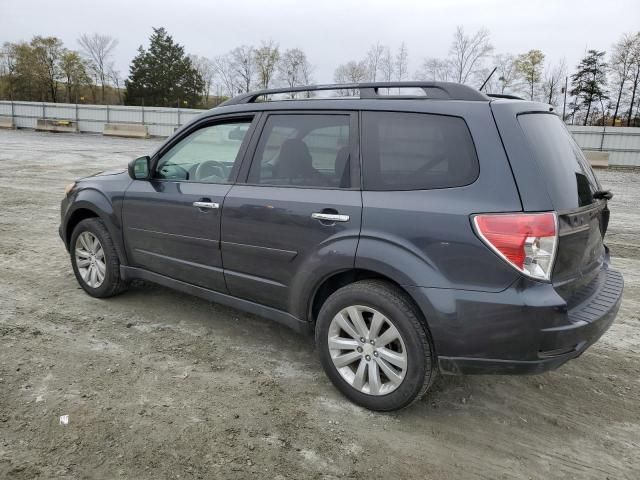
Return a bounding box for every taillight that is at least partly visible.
[472,212,558,282]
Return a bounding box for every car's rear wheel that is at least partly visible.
[70,218,127,298]
[316,280,436,411]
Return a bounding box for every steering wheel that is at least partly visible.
[158,163,189,180]
[195,160,227,182]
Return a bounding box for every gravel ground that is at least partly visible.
[0,129,638,480]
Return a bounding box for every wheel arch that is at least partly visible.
[307,269,431,335]
[66,208,99,246]
[64,191,127,265]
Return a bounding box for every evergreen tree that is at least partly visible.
[124,27,204,107]
[570,50,608,126]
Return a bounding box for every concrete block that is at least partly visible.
[583,150,610,169]
[36,118,78,133]
[103,123,149,139]
[0,117,15,129]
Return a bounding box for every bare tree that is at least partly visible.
[395,42,409,83]
[542,58,567,106]
[416,58,454,81]
[254,40,280,90]
[449,26,494,84]
[334,60,368,95]
[108,65,123,104]
[494,53,520,94]
[77,33,118,103]
[610,33,638,126]
[300,57,315,96]
[189,54,216,103]
[278,48,312,97]
[230,45,255,93]
[628,34,640,125]
[365,43,385,81]
[378,47,394,84]
[213,54,239,97]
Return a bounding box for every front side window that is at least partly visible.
[361,112,479,191]
[155,120,252,183]
[248,114,351,188]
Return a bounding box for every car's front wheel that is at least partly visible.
[70,218,127,298]
[315,280,436,411]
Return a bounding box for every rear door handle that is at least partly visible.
[193,201,220,210]
[311,212,350,222]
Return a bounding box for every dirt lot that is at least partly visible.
[0,129,638,479]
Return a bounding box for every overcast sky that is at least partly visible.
[2,0,639,84]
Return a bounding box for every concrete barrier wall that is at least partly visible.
[103,123,149,138]
[35,118,78,133]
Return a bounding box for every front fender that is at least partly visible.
[63,188,127,265]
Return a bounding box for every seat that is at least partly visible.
[274,139,329,186]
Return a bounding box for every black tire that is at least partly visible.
[69,218,128,298]
[315,280,436,411]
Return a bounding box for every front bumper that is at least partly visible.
[408,266,624,375]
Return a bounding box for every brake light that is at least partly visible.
[472,212,558,281]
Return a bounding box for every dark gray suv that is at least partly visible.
[59,82,623,411]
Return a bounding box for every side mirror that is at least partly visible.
[128,156,150,180]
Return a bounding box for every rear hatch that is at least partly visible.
[515,112,609,305]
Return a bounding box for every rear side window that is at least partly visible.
[248,114,351,188]
[518,113,600,209]
[361,112,479,191]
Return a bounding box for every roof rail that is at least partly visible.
[486,93,525,100]
[219,81,489,106]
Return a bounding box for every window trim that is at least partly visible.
[149,112,261,185]
[359,110,480,192]
[237,110,361,190]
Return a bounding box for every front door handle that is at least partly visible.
[193,201,220,210]
[311,212,350,222]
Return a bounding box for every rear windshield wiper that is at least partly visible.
[593,189,613,200]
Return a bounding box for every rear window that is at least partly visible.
[518,113,600,209]
[361,112,479,191]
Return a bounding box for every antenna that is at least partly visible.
[479,67,497,92]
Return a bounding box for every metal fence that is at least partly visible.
[0,100,206,137]
[2,100,640,166]
[567,126,640,167]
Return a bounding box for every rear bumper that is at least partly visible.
[407,267,623,375]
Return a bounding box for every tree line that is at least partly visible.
[1,26,639,126]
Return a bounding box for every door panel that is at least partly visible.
[221,186,362,311]
[123,181,230,291]
[122,117,256,292]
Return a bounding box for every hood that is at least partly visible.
[83,168,127,179]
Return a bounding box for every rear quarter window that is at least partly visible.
[361,111,479,191]
[517,113,600,209]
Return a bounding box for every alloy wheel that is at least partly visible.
[328,305,407,395]
[75,231,106,288]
